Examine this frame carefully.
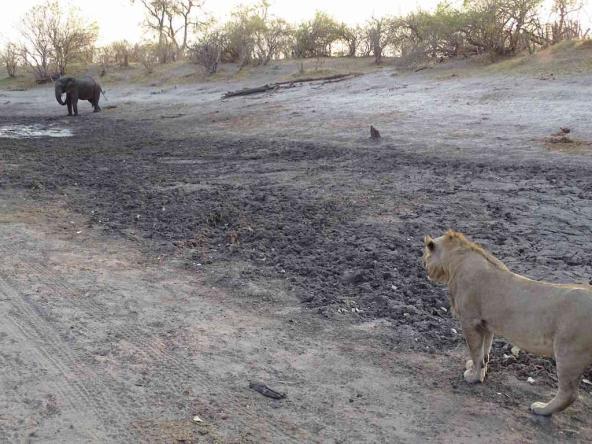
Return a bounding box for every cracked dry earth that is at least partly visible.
[1,67,592,442]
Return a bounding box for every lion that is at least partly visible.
[422,230,592,415]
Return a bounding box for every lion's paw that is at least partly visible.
[530,401,553,416]
[464,367,486,384]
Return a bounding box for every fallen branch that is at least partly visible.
[222,73,360,99]
[274,73,359,86]
[222,84,277,98]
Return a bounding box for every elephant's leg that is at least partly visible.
[95,90,101,112]
[73,99,78,116]
[66,96,73,116]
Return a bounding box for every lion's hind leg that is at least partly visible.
[482,329,494,373]
[462,320,488,384]
[531,346,591,416]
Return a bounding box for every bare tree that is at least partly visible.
[166,0,205,55]
[49,6,98,75]
[135,0,205,61]
[20,1,97,80]
[134,0,170,62]
[1,43,20,78]
[20,4,54,81]
[551,0,584,42]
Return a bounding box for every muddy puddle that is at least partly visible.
[0,124,72,139]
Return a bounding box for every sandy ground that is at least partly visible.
[1,56,592,442]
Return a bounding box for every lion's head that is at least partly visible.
[422,230,508,284]
[422,233,451,283]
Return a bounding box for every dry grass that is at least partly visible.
[483,39,592,76]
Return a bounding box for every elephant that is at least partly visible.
[54,76,103,116]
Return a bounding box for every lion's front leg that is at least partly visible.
[461,321,487,384]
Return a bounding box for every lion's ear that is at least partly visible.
[424,235,435,251]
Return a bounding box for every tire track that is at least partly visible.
[0,276,130,442]
[0,237,302,442]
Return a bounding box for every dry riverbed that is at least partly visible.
[1,55,592,442]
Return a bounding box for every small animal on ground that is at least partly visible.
[422,230,592,416]
[54,76,103,116]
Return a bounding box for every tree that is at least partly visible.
[1,43,20,77]
[134,0,170,62]
[134,0,205,61]
[20,1,97,80]
[49,6,98,75]
[293,12,342,58]
[550,0,584,42]
[462,0,544,55]
[402,4,467,60]
[166,0,205,55]
[341,25,364,57]
[366,17,398,64]
[20,4,55,81]
[254,18,293,65]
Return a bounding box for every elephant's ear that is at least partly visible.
[65,78,76,92]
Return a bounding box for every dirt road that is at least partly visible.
[1,60,592,442]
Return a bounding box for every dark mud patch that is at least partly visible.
[1,114,592,385]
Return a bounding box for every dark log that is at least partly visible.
[222,84,275,98]
[222,73,361,99]
[274,73,359,86]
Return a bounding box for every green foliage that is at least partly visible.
[398,0,552,61]
[403,3,466,58]
[293,12,344,58]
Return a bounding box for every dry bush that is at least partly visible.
[137,44,159,73]
[189,31,224,74]
[1,43,20,77]
[111,40,133,67]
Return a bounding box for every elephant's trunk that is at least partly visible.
[55,85,65,105]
